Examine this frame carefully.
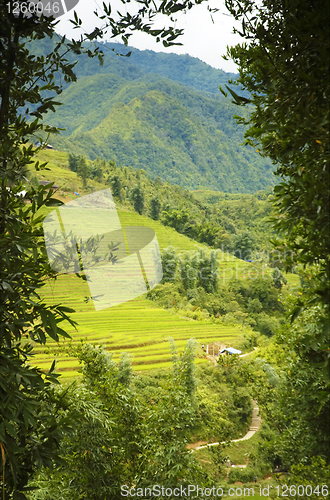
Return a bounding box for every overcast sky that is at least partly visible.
[57,0,242,73]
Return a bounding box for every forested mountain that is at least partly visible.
[39,39,275,193]
[74,41,240,95]
[29,38,238,95]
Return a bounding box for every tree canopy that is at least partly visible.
[222,0,329,298]
[221,0,330,467]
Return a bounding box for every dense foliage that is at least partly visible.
[28,342,254,499]
[223,0,330,305]
[222,0,330,475]
[224,0,330,277]
[0,2,98,494]
[147,246,286,339]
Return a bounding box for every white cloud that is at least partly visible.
[56,0,242,73]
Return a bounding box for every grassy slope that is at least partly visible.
[31,150,247,376]
[36,279,241,377]
[30,150,298,377]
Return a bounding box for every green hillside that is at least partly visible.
[28,38,240,95]
[32,37,275,193]
[33,204,249,379]
[76,41,241,95]
[29,148,275,254]
[44,73,244,140]
[46,75,274,192]
[29,151,274,378]
[26,148,299,380]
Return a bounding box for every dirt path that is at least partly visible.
[188,349,260,453]
[239,347,258,358]
[189,400,261,452]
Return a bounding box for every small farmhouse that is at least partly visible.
[219,347,242,355]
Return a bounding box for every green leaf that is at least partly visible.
[47,359,56,374]
[45,326,59,342]
[47,312,58,337]
[2,281,14,293]
[57,327,71,339]
[225,85,251,105]
[40,309,48,329]
[5,420,17,438]
[56,305,75,313]
[45,198,64,207]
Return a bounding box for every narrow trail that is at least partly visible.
[189,400,261,452]
[240,347,258,358]
[189,348,260,454]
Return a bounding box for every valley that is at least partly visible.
[2,13,328,497]
[28,148,297,381]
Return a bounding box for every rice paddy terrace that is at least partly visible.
[34,207,252,378]
[34,273,242,378]
[30,150,299,378]
[33,205,299,378]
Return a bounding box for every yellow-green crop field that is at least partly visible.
[34,274,242,378]
[33,206,298,379]
[29,149,299,378]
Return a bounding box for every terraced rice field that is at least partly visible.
[34,274,242,378]
[33,205,297,378]
[30,154,298,377]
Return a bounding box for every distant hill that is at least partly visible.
[27,38,237,95]
[75,41,240,95]
[37,38,275,193]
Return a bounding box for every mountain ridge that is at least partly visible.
[40,39,275,193]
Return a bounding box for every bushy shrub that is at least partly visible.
[227,466,256,484]
[254,312,280,336]
[147,282,185,309]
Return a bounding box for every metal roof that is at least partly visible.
[220,347,242,355]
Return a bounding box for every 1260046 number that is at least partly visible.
[6,0,79,18]
[7,1,61,15]
[276,485,329,497]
